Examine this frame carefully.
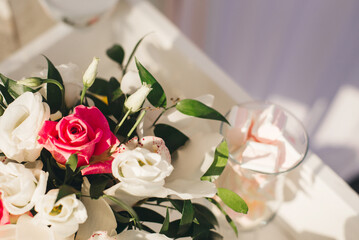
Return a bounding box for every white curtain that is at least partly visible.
[155,0,359,182]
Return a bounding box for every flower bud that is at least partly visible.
[83,57,99,88]
[125,83,152,113]
[17,77,43,87]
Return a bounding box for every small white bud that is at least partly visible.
[83,57,99,88]
[125,83,152,113]
[17,77,43,87]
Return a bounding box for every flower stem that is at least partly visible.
[151,104,176,127]
[127,110,146,138]
[114,109,131,135]
[80,86,88,105]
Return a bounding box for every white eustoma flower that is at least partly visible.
[34,189,87,238]
[83,57,99,88]
[88,230,171,240]
[0,161,48,215]
[120,71,142,95]
[105,136,173,203]
[124,83,152,113]
[0,92,50,162]
[0,215,56,240]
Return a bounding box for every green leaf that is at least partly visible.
[207,198,238,237]
[193,230,223,240]
[0,84,14,105]
[133,207,165,224]
[154,124,189,153]
[104,195,141,229]
[106,44,125,66]
[217,188,248,214]
[108,77,123,102]
[55,185,80,203]
[87,174,110,199]
[89,78,109,96]
[85,93,111,115]
[202,141,229,181]
[178,200,194,235]
[160,208,170,234]
[135,58,167,108]
[193,203,218,228]
[123,34,150,74]
[176,99,229,124]
[44,56,64,113]
[66,154,78,172]
[0,73,34,98]
[113,211,131,223]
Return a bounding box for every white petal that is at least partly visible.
[76,178,117,240]
[120,71,142,95]
[17,215,55,240]
[0,224,16,240]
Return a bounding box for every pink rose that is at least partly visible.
[0,194,10,225]
[38,106,119,173]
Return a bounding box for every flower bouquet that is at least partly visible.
[0,38,248,240]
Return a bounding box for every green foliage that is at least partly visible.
[44,56,64,113]
[176,99,229,124]
[217,188,248,214]
[88,78,110,96]
[154,124,189,153]
[87,174,111,199]
[55,185,81,203]
[106,44,125,66]
[135,58,167,108]
[202,141,229,181]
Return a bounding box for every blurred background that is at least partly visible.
[1,0,359,192]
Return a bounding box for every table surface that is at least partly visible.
[0,0,358,239]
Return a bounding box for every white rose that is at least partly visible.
[0,161,48,215]
[34,189,87,238]
[88,230,172,240]
[0,92,50,162]
[107,136,173,198]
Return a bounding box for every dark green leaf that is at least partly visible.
[169,199,184,212]
[154,124,189,153]
[85,93,111,115]
[44,56,64,113]
[55,185,80,203]
[141,224,156,233]
[178,200,194,235]
[160,208,170,234]
[88,174,110,199]
[193,203,218,228]
[114,211,131,223]
[0,84,14,105]
[135,58,166,108]
[0,73,34,99]
[106,44,125,66]
[207,198,238,236]
[108,77,123,102]
[89,78,109,96]
[176,99,229,124]
[217,188,248,214]
[193,230,223,240]
[66,154,78,172]
[133,207,165,224]
[123,34,150,74]
[202,141,229,181]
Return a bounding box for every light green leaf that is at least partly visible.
[217,188,248,214]
[178,200,194,235]
[0,73,34,98]
[154,124,189,153]
[160,208,170,234]
[123,33,150,74]
[66,154,78,172]
[106,44,125,66]
[135,58,167,108]
[176,99,229,124]
[202,141,229,181]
